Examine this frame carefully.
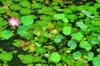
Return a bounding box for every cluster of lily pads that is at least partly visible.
[0,0,100,66]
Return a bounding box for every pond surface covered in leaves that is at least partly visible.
[0,0,100,66]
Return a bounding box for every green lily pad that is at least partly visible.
[31,3,42,9]
[21,15,35,26]
[87,52,94,61]
[12,39,23,47]
[10,4,21,11]
[0,51,13,62]
[35,47,46,54]
[63,26,72,35]
[71,32,83,41]
[80,40,92,51]
[20,8,31,15]
[54,34,64,43]
[18,54,34,64]
[73,51,82,60]
[1,30,13,40]
[93,54,100,66]
[19,1,30,8]
[0,7,6,14]
[67,40,77,49]
[17,26,33,39]
[76,22,87,31]
[49,52,61,63]
[54,13,68,23]
[54,14,65,20]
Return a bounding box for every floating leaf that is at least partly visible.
[35,47,46,54]
[18,54,42,64]
[31,3,42,9]
[20,8,31,14]
[73,51,82,60]
[80,40,92,51]
[10,4,21,11]
[93,54,100,66]
[0,7,6,14]
[1,30,13,40]
[71,32,83,41]
[0,51,13,62]
[19,1,30,8]
[17,26,33,39]
[54,14,65,20]
[87,52,94,61]
[54,13,68,23]
[12,39,23,47]
[67,40,77,49]
[82,10,94,18]
[54,34,64,43]
[38,6,53,15]
[75,61,84,66]
[18,54,34,64]
[21,15,35,26]
[63,26,72,35]
[49,52,61,63]
[76,22,87,30]
[63,18,69,23]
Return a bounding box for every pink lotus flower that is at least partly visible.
[8,17,19,27]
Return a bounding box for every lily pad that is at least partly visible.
[80,40,92,51]
[71,32,83,41]
[93,54,100,66]
[67,40,77,49]
[63,26,72,35]
[49,52,61,63]
[0,51,13,62]
[21,15,35,26]
[1,30,13,40]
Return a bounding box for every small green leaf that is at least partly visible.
[20,8,31,15]
[63,26,72,35]
[17,26,33,39]
[80,40,92,51]
[18,54,34,64]
[18,54,42,64]
[92,21,100,27]
[75,61,84,66]
[0,20,8,27]
[71,32,83,41]
[82,10,94,18]
[0,7,6,14]
[35,47,46,54]
[49,52,61,63]
[19,1,30,8]
[12,39,22,47]
[54,34,64,43]
[0,51,13,62]
[87,52,94,61]
[93,54,100,66]
[97,35,100,41]
[1,30,13,40]
[38,6,53,15]
[10,4,21,11]
[67,40,77,49]
[54,14,65,20]
[21,15,35,26]
[31,3,42,9]
[73,51,82,60]
[63,18,69,23]
[54,13,68,23]
[76,22,87,30]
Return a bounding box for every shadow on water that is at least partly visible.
[0,38,14,51]
[0,38,26,66]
